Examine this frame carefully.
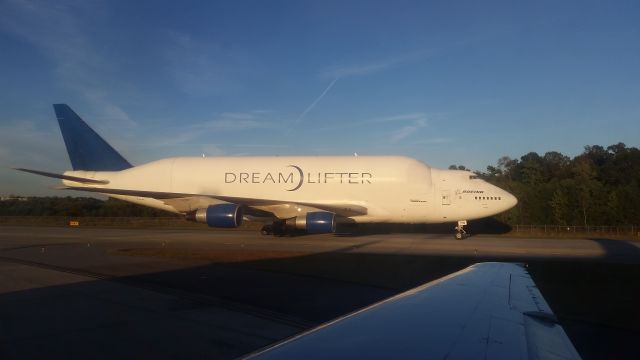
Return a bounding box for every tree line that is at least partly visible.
[451,142,639,226]
[0,196,177,217]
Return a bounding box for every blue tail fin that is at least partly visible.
[53,104,133,171]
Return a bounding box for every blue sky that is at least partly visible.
[1,0,639,196]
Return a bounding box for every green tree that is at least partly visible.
[572,156,598,227]
[550,188,570,225]
[448,165,468,170]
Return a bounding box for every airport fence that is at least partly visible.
[511,224,640,238]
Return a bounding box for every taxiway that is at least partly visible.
[0,226,638,359]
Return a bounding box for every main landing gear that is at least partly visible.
[454,220,468,240]
[260,224,272,235]
[260,221,287,236]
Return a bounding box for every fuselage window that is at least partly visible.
[469,175,479,180]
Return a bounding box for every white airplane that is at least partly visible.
[17,104,517,238]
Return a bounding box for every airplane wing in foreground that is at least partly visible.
[245,262,581,360]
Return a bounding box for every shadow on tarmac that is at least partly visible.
[1,235,639,359]
[590,237,640,261]
[335,218,512,237]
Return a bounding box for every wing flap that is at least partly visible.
[161,196,226,213]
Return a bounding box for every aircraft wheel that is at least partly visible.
[260,225,272,236]
[273,229,286,237]
[455,232,463,240]
[271,222,287,237]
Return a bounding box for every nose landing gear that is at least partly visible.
[454,220,468,240]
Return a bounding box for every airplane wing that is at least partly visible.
[59,186,368,218]
[244,263,581,360]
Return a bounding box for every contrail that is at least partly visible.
[296,77,339,122]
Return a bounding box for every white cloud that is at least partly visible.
[200,119,265,132]
[140,111,273,150]
[0,119,71,196]
[348,112,434,144]
[0,120,67,169]
[294,50,433,124]
[322,60,398,79]
[411,137,453,145]
[200,144,226,156]
[231,144,289,149]
[0,1,99,75]
[82,91,137,128]
[305,112,430,144]
[165,31,246,96]
[0,0,135,128]
[388,117,428,144]
[372,113,429,123]
[321,50,433,79]
[199,112,270,132]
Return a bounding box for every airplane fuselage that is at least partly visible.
[62,156,517,224]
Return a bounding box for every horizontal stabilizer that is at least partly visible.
[14,168,110,184]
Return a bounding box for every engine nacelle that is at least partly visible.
[189,204,243,228]
[285,211,336,233]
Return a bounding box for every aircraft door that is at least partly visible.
[441,190,451,205]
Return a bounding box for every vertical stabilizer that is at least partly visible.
[53,104,132,171]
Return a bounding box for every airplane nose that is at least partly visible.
[505,191,518,210]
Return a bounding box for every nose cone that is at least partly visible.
[504,191,518,210]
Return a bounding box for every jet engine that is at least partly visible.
[285,211,336,233]
[187,204,243,228]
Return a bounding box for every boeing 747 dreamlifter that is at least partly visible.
[16,104,517,238]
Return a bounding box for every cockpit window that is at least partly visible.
[469,175,479,180]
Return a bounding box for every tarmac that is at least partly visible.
[0,226,639,359]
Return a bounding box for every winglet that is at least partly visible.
[53,104,132,171]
